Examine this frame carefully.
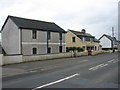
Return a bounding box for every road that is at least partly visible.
[2,52,120,89]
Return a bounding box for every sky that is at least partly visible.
[0,0,119,41]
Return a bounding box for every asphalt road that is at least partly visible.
[2,52,120,89]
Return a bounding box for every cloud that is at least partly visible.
[0,0,119,40]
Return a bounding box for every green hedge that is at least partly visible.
[66,47,84,52]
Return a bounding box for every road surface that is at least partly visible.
[2,52,120,89]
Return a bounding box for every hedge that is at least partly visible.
[66,47,84,52]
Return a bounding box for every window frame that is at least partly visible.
[59,46,62,53]
[33,48,37,54]
[59,32,62,40]
[72,37,76,42]
[48,31,51,40]
[47,47,51,53]
[32,30,37,39]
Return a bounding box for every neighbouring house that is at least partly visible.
[66,29,101,51]
[1,15,66,55]
[98,34,118,50]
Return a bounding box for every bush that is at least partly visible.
[77,47,84,52]
[66,47,84,52]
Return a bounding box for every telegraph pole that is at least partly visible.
[112,27,114,37]
[112,27,115,52]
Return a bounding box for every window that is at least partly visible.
[95,46,97,51]
[59,46,62,53]
[90,38,94,42]
[59,33,62,40]
[33,48,37,54]
[48,47,51,53]
[72,37,76,42]
[48,32,51,40]
[32,30,37,39]
[85,37,90,41]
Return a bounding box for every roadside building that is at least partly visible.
[66,29,101,51]
[98,34,118,50]
[1,15,66,55]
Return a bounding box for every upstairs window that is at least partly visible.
[33,48,37,54]
[48,32,51,40]
[32,30,37,39]
[90,38,94,42]
[85,37,90,41]
[72,37,76,42]
[59,33,62,40]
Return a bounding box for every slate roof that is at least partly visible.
[69,29,99,42]
[1,15,66,33]
[69,29,94,37]
[99,34,117,42]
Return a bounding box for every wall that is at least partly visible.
[1,50,107,65]
[0,44,2,54]
[76,51,88,57]
[91,51,105,55]
[22,29,47,55]
[0,54,3,65]
[3,55,23,65]
[22,29,47,42]
[48,32,66,53]
[21,30,66,55]
[23,52,72,62]
[99,36,111,48]
[66,31,83,47]
[1,18,21,54]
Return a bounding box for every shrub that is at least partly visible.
[66,47,84,52]
[77,47,84,52]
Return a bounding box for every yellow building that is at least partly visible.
[66,29,101,51]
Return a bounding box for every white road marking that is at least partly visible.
[89,58,118,71]
[108,59,115,63]
[89,63,108,71]
[89,64,104,70]
[82,60,88,62]
[108,59,119,63]
[33,73,80,89]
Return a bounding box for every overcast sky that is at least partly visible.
[0,0,119,40]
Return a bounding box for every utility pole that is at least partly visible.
[112,27,115,52]
[112,27,114,37]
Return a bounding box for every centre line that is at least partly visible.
[89,63,108,71]
[32,73,80,89]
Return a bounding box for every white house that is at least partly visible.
[98,34,118,50]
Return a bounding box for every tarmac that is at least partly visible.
[2,57,78,77]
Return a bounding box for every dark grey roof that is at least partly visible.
[1,15,66,33]
[99,34,117,42]
[69,29,99,42]
[69,29,94,37]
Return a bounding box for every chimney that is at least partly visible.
[81,29,86,34]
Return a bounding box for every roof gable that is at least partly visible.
[99,34,117,42]
[69,29,94,37]
[1,15,66,33]
[68,29,99,42]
